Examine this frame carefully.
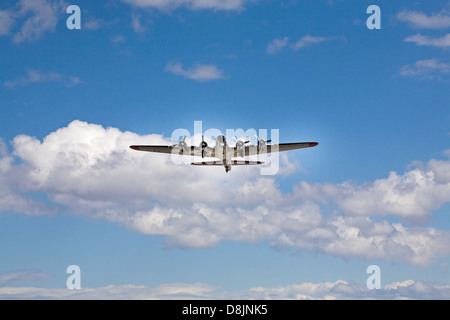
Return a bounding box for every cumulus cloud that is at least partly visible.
[1,279,450,299]
[297,164,450,222]
[3,69,83,88]
[1,121,450,266]
[165,62,225,81]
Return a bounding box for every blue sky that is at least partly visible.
[1,0,450,299]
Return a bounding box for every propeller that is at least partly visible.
[233,137,250,157]
[254,134,271,144]
[254,134,271,153]
[174,135,189,154]
[200,134,208,158]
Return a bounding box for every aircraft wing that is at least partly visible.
[130,141,318,157]
[238,142,318,156]
[268,142,318,153]
[130,145,196,156]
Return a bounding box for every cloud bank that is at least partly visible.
[1,279,450,299]
[1,121,450,267]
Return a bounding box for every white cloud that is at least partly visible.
[131,13,146,33]
[122,0,249,11]
[267,35,337,54]
[0,269,53,286]
[404,33,450,47]
[83,17,103,31]
[111,34,126,44]
[0,10,15,35]
[11,0,66,43]
[2,121,450,266]
[304,165,450,222]
[246,280,450,300]
[165,62,225,81]
[4,69,83,88]
[266,37,289,54]
[293,35,329,50]
[397,10,450,29]
[0,282,217,300]
[0,147,57,215]
[1,279,450,299]
[400,59,450,79]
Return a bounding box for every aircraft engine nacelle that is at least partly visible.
[233,137,249,158]
[236,141,245,157]
[255,135,271,154]
[258,140,267,153]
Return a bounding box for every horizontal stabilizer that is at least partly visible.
[191,161,223,166]
[191,160,264,166]
[231,160,264,165]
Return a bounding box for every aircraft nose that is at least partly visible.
[309,142,318,147]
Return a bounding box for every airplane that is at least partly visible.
[130,134,318,173]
